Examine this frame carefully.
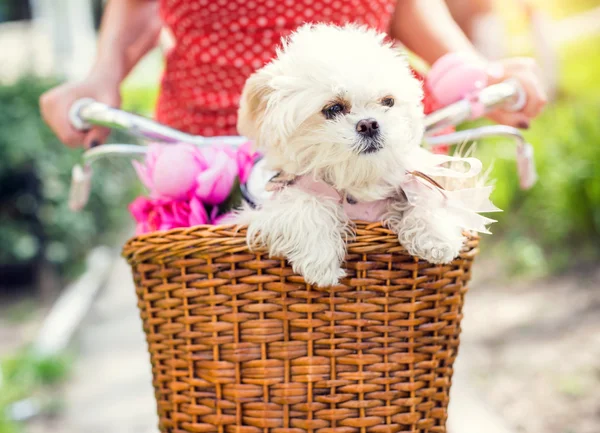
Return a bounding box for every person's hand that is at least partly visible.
[40,72,121,148]
[486,57,547,129]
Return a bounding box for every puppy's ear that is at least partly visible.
[237,70,272,148]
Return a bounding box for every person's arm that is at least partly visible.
[389,0,547,128]
[390,0,479,65]
[40,0,161,147]
[93,0,161,86]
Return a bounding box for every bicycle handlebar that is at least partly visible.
[69,81,526,143]
[69,98,248,148]
[424,79,525,133]
[67,80,534,211]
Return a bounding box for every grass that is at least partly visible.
[0,350,71,433]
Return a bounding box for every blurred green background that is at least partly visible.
[469,34,600,276]
[0,78,140,285]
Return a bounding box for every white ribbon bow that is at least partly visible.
[400,149,501,234]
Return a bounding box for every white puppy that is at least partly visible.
[236,24,465,286]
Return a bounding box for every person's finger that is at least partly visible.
[488,110,530,129]
[84,126,111,149]
[83,92,120,148]
[47,106,88,147]
[40,87,87,147]
[519,74,548,118]
[61,129,88,147]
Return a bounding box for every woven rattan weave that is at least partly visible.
[123,222,479,433]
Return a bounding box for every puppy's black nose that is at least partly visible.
[356,118,379,137]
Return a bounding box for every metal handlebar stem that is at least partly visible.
[69,98,247,148]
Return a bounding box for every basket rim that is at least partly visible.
[122,221,479,265]
[125,220,393,241]
[123,220,393,261]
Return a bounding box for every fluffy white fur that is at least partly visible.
[239,188,353,286]
[236,24,464,286]
[384,200,464,264]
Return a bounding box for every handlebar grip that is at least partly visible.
[503,78,527,112]
[68,164,93,211]
[68,98,97,131]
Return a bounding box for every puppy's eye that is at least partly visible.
[322,103,346,119]
[381,97,395,107]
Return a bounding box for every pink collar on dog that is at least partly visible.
[265,173,389,222]
[264,149,501,234]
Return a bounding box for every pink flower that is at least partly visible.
[131,144,161,193]
[236,141,258,184]
[209,207,235,226]
[133,143,243,205]
[194,146,239,205]
[212,212,235,225]
[188,196,210,226]
[130,141,259,233]
[129,197,156,235]
[133,144,201,200]
[129,195,209,235]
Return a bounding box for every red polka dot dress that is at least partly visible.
[157,0,440,137]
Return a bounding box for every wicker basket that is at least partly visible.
[122,222,479,433]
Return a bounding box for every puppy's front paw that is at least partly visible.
[245,188,349,287]
[296,260,346,287]
[421,239,463,264]
[391,204,465,265]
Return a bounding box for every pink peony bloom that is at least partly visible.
[153,145,200,199]
[194,146,239,205]
[133,143,247,204]
[236,141,258,184]
[133,143,201,200]
[129,194,209,235]
[130,141,259,233]
[129,196,156,235]
[212,212,235,225]
[131,144,162,193]
[209,207,235,226]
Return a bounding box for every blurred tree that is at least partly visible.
[0,0,31,22]
[29,0,96,80]
[466,34,600,275]
[0,77,139,291]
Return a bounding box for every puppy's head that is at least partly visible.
[238,24,424,194]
